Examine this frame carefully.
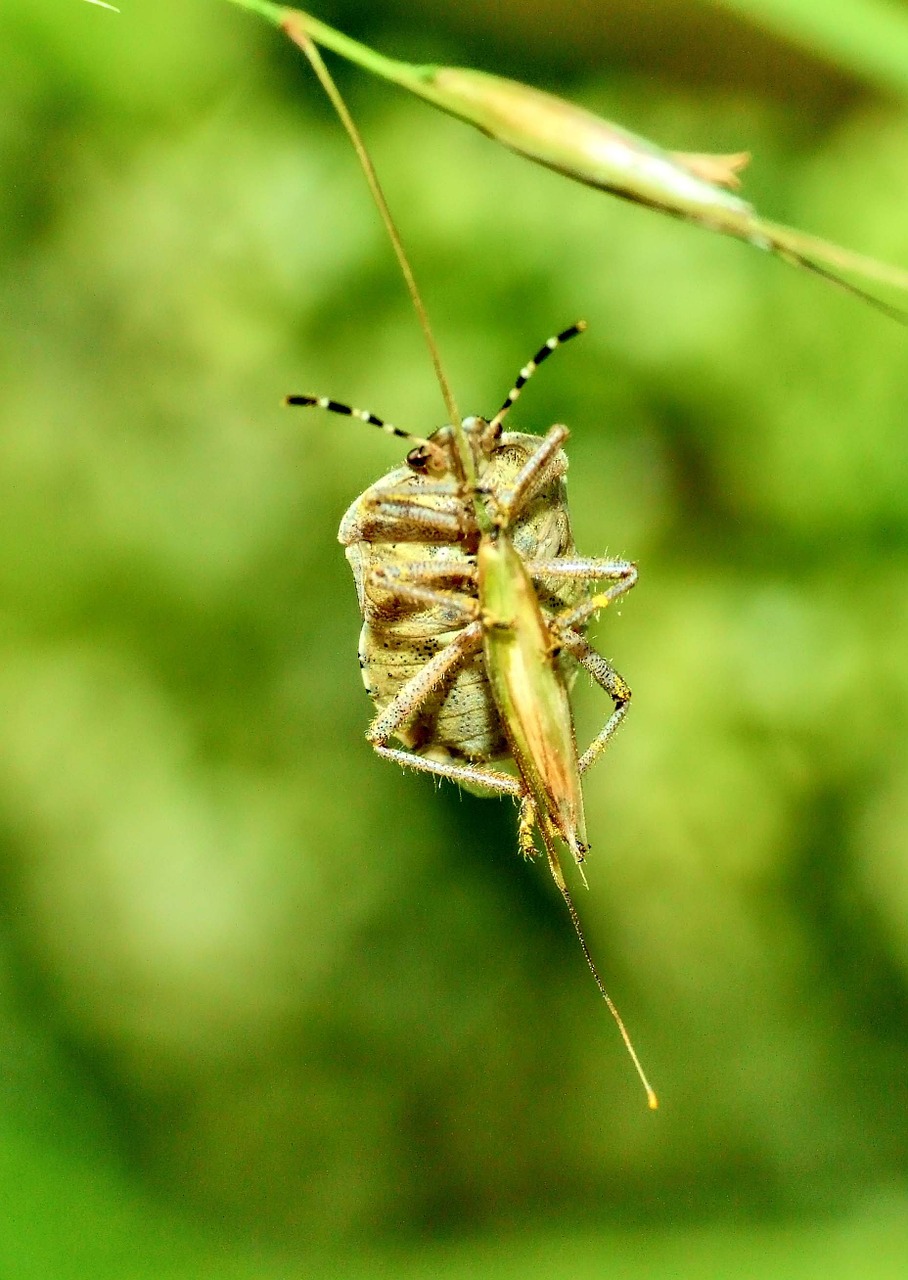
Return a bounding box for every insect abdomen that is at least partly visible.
[358,622,508,760]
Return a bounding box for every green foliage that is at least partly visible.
[2,0,908,1273]
[712,0,908,99]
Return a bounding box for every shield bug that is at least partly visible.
[288,323,657,1107]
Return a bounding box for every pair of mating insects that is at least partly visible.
[289,321,656,1106]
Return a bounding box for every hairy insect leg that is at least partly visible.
[372,742,522,795]
[367,621,521,795]
[494,425,569,523]
[553,561,638,631]
[369,559,477,588]
[556,628,632,776]
[347,499,467,542]
[371,479,464,500]
[368,565,481,619]
[524,556,637,587]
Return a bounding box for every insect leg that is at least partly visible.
[372,743,521,795]
[370,560,478,588]
[373,479,464,499]
[494,425,569,523]
[551,561,638,631]
[367,562,478,620]
[556,628,632,776]
[524,556,636,586]
[347,500,467,543]
[367,622,521,796]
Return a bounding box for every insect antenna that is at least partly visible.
[539,820,659,1110]
[284,394,426,445]
[488,321,587,432]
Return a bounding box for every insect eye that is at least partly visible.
[406,445,431,472]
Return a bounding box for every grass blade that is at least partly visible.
[224,1,908,317]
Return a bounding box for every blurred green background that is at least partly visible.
[3,0,908,1275]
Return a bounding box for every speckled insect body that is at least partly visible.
[340,424,581,772]
[293,325,636,874]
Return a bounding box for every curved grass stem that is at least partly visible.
[224,0,908,321]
